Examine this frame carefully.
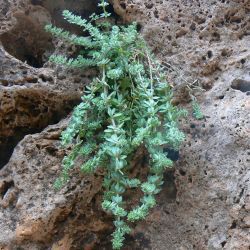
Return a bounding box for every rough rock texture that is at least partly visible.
[0,0,250,249]
[113,0,250,91]
[0,119,112,249]
[133,73,250,250]
[0,118,166,249]
[0,0,99,168]
[112,1,250,249]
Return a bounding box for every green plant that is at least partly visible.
[192,99,204,120]
[46,1,186,248]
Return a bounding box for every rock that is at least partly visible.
[0,119,112,249]
[0,0,250,249]
[113,0,250,91]
[0,46,82,168]
[0,0,99,168]
[111,1,250,249]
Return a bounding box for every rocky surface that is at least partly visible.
[0,50,81,168]
[112,0,250,90]
[0,0,100,168]
[0,0,250,249]
[0,119,113,250]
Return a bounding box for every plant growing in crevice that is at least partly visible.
[46,1,187,248]
[191,97,204,120]
[186,83,204,120]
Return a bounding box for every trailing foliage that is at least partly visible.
[46,1,187,249]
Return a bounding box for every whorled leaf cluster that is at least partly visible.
[46,1,187,248]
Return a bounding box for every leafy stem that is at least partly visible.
[46,1,187,249]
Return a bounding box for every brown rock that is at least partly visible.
[0,119,112,249]
[0,0,250,249]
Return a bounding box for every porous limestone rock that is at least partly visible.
[0,119,112,249]
[0,0,249,249]
[0,0,99,168]
[110,1,250,249]
[112,0,250,90]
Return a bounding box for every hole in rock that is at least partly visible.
[0,180,14,199]
[119,2,126,10]
[0,10,54,68]
[154,10,159,18]
[1,1,118,68]
[24,54,43,68]
[179,169,186,176]
[231,79,250,93]
[28,0,118,67]
[240,59,246,64]
[145,2,154,9]
[161,171,177,201]
[0,129,50,169]
[31,0,43,5]
[221,50,228,57]
[32,0,118,34]
[0,92,80,169]
[230,221,237,229]
[190,124,196,129]
[188,176,192,183]
[136,23,143,32]
[221,241,227,247]
[207,50,213,58]
[163,148,180,161]
[190,23,196,31]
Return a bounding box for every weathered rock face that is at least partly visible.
[0,0,249,249]
[112,0,250,90]
[0,1,113,249]
[135,78,250,250]
[111,1,250,249]
[0,119,113,249]
[0,48,83,168]
[0,0,99,168]
[0,48,82,168]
